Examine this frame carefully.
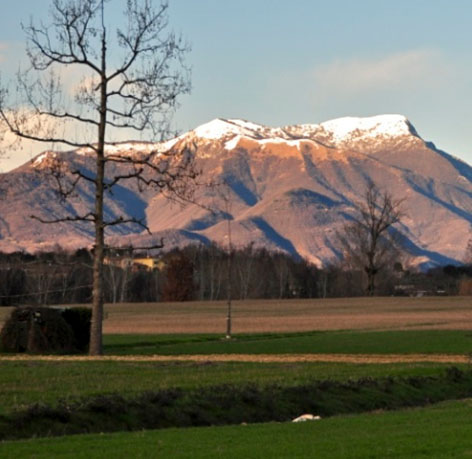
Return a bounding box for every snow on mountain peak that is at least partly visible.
[227,119,266,132]
[193,118,280,140]
[319,114,416,143]
[192,119,243,140]
[104,142,158,155]
[191,115,419,147]
[189,114,422,158]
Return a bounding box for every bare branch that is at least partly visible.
[23,0,102,73]
[71,168,96,182]
[0,107,96,150]
[103,216,150,233]
[103,168,144,190]
[105,240,164,252]
[31,212,95,224]
[37,110,99,127]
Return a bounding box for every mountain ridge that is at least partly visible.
[1,114,471,268]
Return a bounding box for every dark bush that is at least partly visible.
[86,394,127,415]
[21,403,71,423]
[61,307,91,352]
[0,307,75,354]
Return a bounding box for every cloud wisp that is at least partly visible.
[313,49,450,95]
[0,43,8,63]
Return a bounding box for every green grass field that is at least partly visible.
[1,399,471,458]
[1,301,472,450]
[0,360,464,415]
[1,328,471,416]
[103,329,472,355]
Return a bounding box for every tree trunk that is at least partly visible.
[89,140,105,354]
[89,29,107,356]
[119,264,129,303]
[367,273,375,296]
[366,265,376,296]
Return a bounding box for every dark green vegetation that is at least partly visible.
[0,367,471,440]
[0,360,463,415]
[1,328,471,446]
[0,307,91,354]
[104,329,472,355]
[2,400,471,458]
[61,308,92,352]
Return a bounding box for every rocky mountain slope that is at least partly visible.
[1,114,471,268]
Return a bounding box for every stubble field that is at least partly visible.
[89,296,472,333]
[2,296,471,334]
[102,296,472,333]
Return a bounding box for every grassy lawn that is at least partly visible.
[103,329,472,355]
[0,360,463,415]
[1,329,471,414]
[1,399,472,458]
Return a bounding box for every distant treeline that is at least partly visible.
[0,245,470,306]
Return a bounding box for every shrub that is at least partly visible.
[61,307,91,352]
[0,307,75,354]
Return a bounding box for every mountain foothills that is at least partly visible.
[0,114,471,269]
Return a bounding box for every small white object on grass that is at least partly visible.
[292,414,321,423]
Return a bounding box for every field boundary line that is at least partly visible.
[0,353,470,363]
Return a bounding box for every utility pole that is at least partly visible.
[225,209,233,339]
[220,185,233,339]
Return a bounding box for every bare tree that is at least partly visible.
[0,0,194,354]
[463,235,472,265]
[337,182,405,296]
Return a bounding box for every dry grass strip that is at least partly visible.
[0,353,469,364]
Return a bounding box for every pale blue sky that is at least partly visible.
[1,0,472,169]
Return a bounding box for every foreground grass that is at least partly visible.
[103,329,472,355]
[1,399,472,458]
[1,329,471,414]
[1,367,471,441]
[0,360,462,415]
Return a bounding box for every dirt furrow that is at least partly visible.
[0,353,469,364]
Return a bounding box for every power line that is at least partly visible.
[0,283,93,299]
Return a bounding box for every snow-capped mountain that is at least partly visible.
[0,114,471,268]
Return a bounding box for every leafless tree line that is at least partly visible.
[0,241,470,307]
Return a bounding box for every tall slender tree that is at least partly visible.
[0,0,194,354]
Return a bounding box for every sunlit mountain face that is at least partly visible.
[1,115,471,269]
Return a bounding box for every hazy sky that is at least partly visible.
[1,0,472,170]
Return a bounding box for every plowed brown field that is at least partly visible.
[104,296,472,334]
[2,296,471,334]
